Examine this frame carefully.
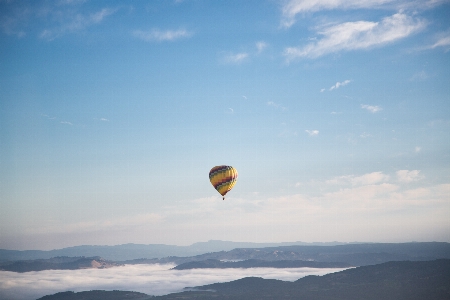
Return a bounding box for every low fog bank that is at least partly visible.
[0,263,348,300]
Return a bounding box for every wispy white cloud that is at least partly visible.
[361,104,382,113]
[427,31,450,51]
[60,121,73,125]
[0,7,28,37]
[164,179,450,243]
[305,129,319,136]
[280,0,444,28]
[352,172,390,185]
[325,175,353,185]
[280,0,394,28]
[41,114,56,120]
[256,41,268,53]
[267,101,287,110]
[222,52,249,64]
[283,13,425,60]
[330,79,351,91]
[133,28,193,42]
[59,0,88,5]
[415,146,421,153]
[326,171,389,186]
[222,41,267,64]
[431,36,450,49]
[396,170,423,183]
[40,7,117,40]
[0,2,116,39]
[321,80,351,92]
[325,170,424,186]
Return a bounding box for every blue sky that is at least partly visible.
[1,0,449,250]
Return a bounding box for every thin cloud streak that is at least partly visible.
[256,41,268,53]
[330,80,351,90]
[429,32,450,51]
[222,52,249,64]
[279,0,444,28]
[396,170,423,183]
[361,104,382,113]
[133,28,193,42]
[283,13,425,60]
[305,130,319,136]
[326,171,390,186]
[267,101,287,110]
[280,0,394,28]
[0,264,348,300]
[40,7,117,40]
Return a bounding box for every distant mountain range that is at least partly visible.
[1,242,449,272]
[0,240,347,261]
[0,256,120,272]
[124,242,450,267]
[36,259,450,300]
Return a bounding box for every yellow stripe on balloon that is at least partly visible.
[209,165,238,198]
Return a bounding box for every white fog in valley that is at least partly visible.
[0,264,349,300]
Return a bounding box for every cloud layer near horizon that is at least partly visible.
[0,264,348,300]
[1,170,448,250]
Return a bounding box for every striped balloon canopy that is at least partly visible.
[209,165,238,200]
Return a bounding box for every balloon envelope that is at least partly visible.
[209,165,238,199]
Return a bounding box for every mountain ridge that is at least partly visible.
[0,240,349,262]
[0,256,121,272]
[2,242,449,272]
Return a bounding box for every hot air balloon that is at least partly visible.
[209,165,238,200]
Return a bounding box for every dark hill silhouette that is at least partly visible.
[155,259,450,300]
[36,290,152,300]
